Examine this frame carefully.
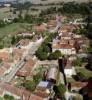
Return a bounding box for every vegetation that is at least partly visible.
[48,50,62,60]
[4,94,15,100]
[72,58,84,67]
[40,2,90,16]
[23,80,36,91]
[0,97,3,100]
[23,67,43,91]
[76,67,92,80]
[36,33,61,60]
[54,84,66,99]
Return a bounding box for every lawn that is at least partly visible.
[75,67,92,79]
[0,23,32,38]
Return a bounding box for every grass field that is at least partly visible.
[0,23,31,37]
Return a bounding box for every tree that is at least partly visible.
[24,2,31,14]
[72,58,83,67]
[0,43,4,49]
[11,36,16,45]
[53,84,66,99]
[23,80,36,91]
[0,20,5,28]
[33,72,43,85]
[39,52,48,60]
[48,50,62,60]
[4,94,15,100]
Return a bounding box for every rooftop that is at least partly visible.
[29,94,43,100]
[53,43,75,49]
[0,82,31,100]
[16,58,35,77]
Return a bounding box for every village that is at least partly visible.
[0,13,91,100]
[0,0,91,100]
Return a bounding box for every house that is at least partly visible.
[17,32,34,37]
[71,82,88,91]
[29,94,44,100]
[58,24,76,33]
[64,60,76,78]
[16,58,35,78]
[33,24,47,32]
[47,20,56,28]
[17,39,30,47]
[60,32,73,40]
[0,62,12,75]
[34,81,54,100]
[4,3,11,7]
[0,82,31,100]
[47,66,58,83]
[0,52,10,62]
[12,48,26,61]
[52,43,76,55]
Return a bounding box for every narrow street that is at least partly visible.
[0,38,44,83]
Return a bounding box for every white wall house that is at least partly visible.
[64,67,76,78]
[52,44,76,55]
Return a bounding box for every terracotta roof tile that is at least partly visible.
[18,39,30,46]
[16,58,35,77]
[29,94,43,100]
[0,52,10,62]
[53,44,75,49]
[0,82,31,100]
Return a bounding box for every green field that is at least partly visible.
[0,23,32,38]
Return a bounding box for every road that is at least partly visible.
[0,38,44,83]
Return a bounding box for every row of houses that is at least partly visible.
[52,24,88,55]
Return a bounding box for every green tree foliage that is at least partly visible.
[24,14,33,23]
[72,58,83,67]
[23,80,36,91]
[23,68,43,91]
[54,84,66,98]
[11,36,16,45]
[33,72,43,85]
[4,94,15,100]
[36,49,48,60]
[36,33,57,60]
[23,2,31,14]
[0,20,5,28]
[40,2,90,15]
[48,50,62,60]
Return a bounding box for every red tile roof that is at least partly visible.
[13,48,25,61]
[0,52,10,62]
[0,82,31,100]
[18,39,30,46]
[53,44,75,49]
[29,94,43,100]
[71,82,88,88]
[0,67,6,76]
[16,58,35,77]
[33,24,46,32]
